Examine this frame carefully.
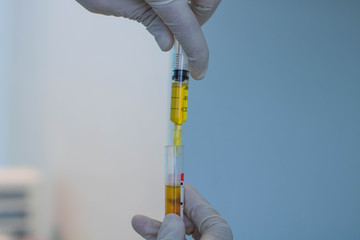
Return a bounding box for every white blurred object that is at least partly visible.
[0,167,47,239]
[4,0,170,239]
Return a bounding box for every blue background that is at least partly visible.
[184,1,360,239]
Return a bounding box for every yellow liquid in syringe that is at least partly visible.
[170,82,188,145]
[170,82,188,125]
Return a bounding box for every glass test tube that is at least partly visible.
[165,145,184,218]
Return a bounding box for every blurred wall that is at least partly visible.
[0,1,13,166]
[4,0,170,239]
[185,1,360,239]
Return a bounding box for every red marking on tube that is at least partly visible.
[181,173,184,181]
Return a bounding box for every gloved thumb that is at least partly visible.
[157,214,185,240]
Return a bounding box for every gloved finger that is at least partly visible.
[184,184,233,240]
[126,2,174,51]
[183,214,195,234]
[117,1,175,51]
[131,215,162,240]
[157,214,185,240]
[144,15,174,51]
[145,0,209,80]
[184,214,202,239]
[190,0,221,26]
[76,0,174,51]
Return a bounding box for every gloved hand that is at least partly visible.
[131,184,233,239]
[75,0,221,80]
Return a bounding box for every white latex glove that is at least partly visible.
[131,184,233,239]
[75,0,221,80]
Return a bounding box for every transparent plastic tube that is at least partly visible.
[165,145,184,218]
[173,40,188,72]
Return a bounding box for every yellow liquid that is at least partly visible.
[172,126,182,146]
[165,185,181,216]
[170,82,188,126]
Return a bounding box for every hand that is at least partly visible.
[75,0,221,80]
[131,184,233,239]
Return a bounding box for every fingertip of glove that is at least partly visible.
[190,64,208,80]
[162,214,185,231]
[146,17,174,51]
[158,214,185,240]
[164,213,182,222]
[188,46,209,80]
[131,214,163,238]
[155,34,174,51]
[131,215,143,230]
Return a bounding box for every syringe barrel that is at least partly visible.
[171,40,189,126]
[172,40,189,81]
[165,145,184,218]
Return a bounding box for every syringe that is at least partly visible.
[170,40,189,146]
